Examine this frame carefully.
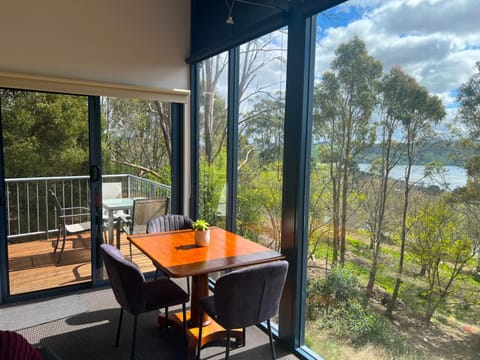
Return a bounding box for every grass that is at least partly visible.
[307,231,480,359]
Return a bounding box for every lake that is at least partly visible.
[358,164,467,190]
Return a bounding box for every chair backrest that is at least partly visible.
[213,260,288,329]
[0,330,44,360]
[100,243,147,314]
[146,214,193,233]
[131,198,170,234]
[49,189,63,213]
[103,182,122,199]
[49,190,65,226]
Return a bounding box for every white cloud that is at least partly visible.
[315,0,480,111]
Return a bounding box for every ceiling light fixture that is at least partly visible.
[225,0,236,25]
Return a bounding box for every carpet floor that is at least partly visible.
[6,286,299,360]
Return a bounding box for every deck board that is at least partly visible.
[7,232,156,295]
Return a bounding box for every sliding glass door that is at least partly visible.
[0,89,92,295]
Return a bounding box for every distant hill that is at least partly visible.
[313,140,475,167]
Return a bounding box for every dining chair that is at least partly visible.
[49,189,91,264]
[146,214,194,292]
[119,197,170,257]
[0,330,61,360]
[0,330,43,360]
[100,244,189,360]
[196,260,289,360]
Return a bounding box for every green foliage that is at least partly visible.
[101,97,172,179]
[406,200,475,321]
[308,267,405,353]
[457,61,480,138]
[1,91,89,177]
[326,301,405,351]
[199,149,227,225]
[192,219,209,231]
[307,266,359,320]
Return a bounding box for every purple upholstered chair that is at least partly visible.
[0,331,43,360]
[146,214,193,234]
[146,214,194,291]
[196,260,289,360]
[100,244,189,360]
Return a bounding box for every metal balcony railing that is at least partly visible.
[5,174,171,242]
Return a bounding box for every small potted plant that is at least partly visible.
[192,219,210,246]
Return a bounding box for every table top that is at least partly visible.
[128,227,284,278]
[103,198,134,210]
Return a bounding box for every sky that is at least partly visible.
[315,0,480,123]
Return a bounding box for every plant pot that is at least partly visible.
[195,229,210,247]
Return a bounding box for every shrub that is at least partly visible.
[307,267,405,355]
[307,266,359,320]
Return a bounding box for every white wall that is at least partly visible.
[0,0,190,95]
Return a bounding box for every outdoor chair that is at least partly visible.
[49,189,91,264]
[146,214,194,294]
[119,197,170,258]
[196,260,289,360]
[100,244,189,360]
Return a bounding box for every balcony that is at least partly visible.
[6,174,170,295]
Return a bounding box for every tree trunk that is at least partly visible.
[387,141,413,316]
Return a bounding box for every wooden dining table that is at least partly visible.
[127,226,285,358]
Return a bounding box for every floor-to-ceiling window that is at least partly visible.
[236,29,288,253]
[198,52,229,228]
[305,1,480,359]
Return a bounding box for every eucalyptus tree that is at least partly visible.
[236,94,285,247]
[314,37,381,265]
[457,61,480,139]
[386,72,446,316]
[196,31,286,225]
[455,62,480,268]
[363,67,419,298]
[102,97,172,184]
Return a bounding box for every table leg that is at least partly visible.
[190,274,210,327]
[159,311,243,360]
[108,210,114,245]
[157,273,243,359]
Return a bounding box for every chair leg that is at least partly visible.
[165,307,169,333]
[186,276,190,297]
[115,308,123,347]
[225,328,231,360]
[131,314,138,360]
[53,227,61,254]
[242,327,246,347]
[182,303,188,360]
[115,221,121,249]
[267,319,276,360]
[56,229,67,264]
[197,310,204,360]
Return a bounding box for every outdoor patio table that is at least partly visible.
[103,198,135,246]
[127,227,285,359]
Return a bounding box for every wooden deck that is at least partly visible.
[7,232,156,295]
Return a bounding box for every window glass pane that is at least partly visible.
[306,2,480,359]
[1,89,90,294]
[198,52,229,229]
[237,29,288,252]
[100,96,172,274]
